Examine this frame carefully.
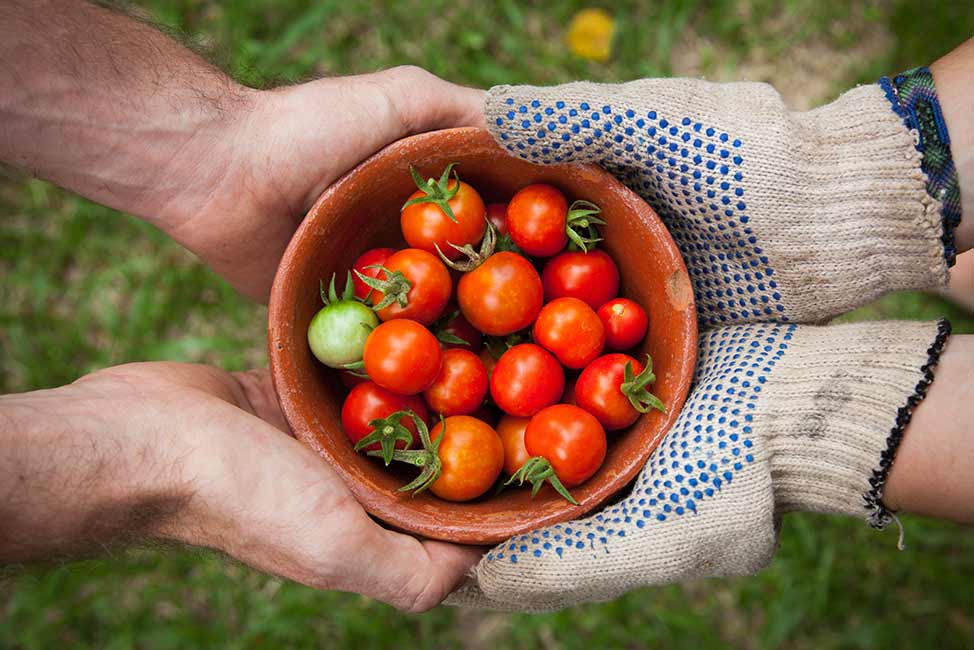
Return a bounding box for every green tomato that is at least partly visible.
[308,299,378,367]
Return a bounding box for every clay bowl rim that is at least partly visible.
[268,127,697,545]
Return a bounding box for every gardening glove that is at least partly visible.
[447,70,961,610]
[483,71,960,327]
[448,319,951,611]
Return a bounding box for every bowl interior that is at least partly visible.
[268,127,696,544]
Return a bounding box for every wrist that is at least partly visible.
[0,378,194,562]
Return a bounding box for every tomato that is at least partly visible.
[351,247,394,302]
[308,273,379,368]
[363,320,442,395]
[401,164,486,260]
[429,416,504,501]
[506,184,569,256]
[485,203,509,236]
[458,252,543,336]
[496,415,532,476]
[525,404,606,487]
[542,249,620,310]
[533,297,605,369]
[423,348,489,416]
[435,309,483,353]
[575,353,665,430]
[341,382,428,451]
[360,248,451,325]
[598,298,648,350]
[490,343,564,416]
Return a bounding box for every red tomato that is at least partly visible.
[496,415,532,476]
[351,247,395,302]
[598,298,649,350]
[506,184,569,257]
[401,178,486,260]
[370,248,451,325]
[525,404,606,487]
[490,344,564,417]
[533,297,605,369]
[429,416,504,501]
[542,249,620,310]
[363,320,442,395]
[575,353,663,430]
[485,203,509,236]
[436,309,484,353]
[423,348,489,416]
[341,382,429,451]
[458,252,543,336]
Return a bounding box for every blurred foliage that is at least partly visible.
[2,0,973,648]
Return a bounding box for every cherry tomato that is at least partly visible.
[506,184,569,257]
[533,297,605,369]
[598,298,649,350]
[496,415,532,476]
[436,309,483,353]
[308,274,378,368]
[525,404,606,487]
[575,353,663,430]
[363,320,442,395]
[542,249,620,310]
[458,252,543,336]
[490,343,564,416]
[351,247,394,302]
[369,248,451,325]
[341,382,429,451]
[429,416,504,501]
[401,175,486,260]
[423,348,489,416]
[485,203,509,236]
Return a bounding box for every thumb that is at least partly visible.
[367,65,486,136]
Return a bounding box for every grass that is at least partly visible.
[2,1,973,648]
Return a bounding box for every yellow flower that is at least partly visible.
[566,8,616,63]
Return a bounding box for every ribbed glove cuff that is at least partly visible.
[766,320,951,526]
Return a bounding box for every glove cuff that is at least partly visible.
[768,320,951,526]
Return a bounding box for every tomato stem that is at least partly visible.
[353,265,413,312]
[353,410,418,465]
[434,219,497,272]
[620,354,666,413]
[320,271,358,305]
[367,412,443,495]
[505,456,579,505]
[340,360,369,379]
[565,199,606,253]
[401,163,461,223]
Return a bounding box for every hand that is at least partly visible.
[0,363,482,612]
[164,67,485,302]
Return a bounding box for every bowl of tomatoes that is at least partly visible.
[268,127,696,545]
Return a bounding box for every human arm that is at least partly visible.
[0,0,484,301]
[0,363,481,612]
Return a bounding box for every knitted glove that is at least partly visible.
[486,76,954,327]
[449,320,950,611]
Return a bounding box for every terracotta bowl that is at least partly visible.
[268,127,696,545]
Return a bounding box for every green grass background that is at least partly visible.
[2,1,973,648]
